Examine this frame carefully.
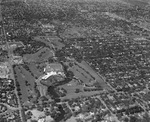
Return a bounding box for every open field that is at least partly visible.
[14,65,37,104]
[58,60,111,100]
[61,90,100,100]
[69,64,94,84]
[23,47,54,63]
[14,66,28,102]
[59,79,83,92]
[75,61,111,90]
[59,78,101,100]
[58,79,101,100]
[27,63,43,78]
[65,60,111,93]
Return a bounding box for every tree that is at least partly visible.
[123,117,129,122]
[130,116,138,122]
[93,81,103,89]
[31,120,38,122]
[75,88,80,93]
[26,111,33,119]
[142,112,150,122]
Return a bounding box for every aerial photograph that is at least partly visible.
[1,0,150,122]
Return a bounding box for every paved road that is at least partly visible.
[1,25,22,108]
[2,24,24,121]
[0,1,24,121]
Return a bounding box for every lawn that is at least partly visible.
[59,79,84,93]
[14,66,28,102]
[28,63,43,78]
[60,60,111,100]
[70,64,94,84]
[76,61,110,90]
[59,78,102,100]
[23,47,54,63]
[14,66,37,104]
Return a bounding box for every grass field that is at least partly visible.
[14,66,28,102]
[14,66,37,104]
[59,60,111,100]
[76,61,111,90]
[69,64,94,84]
[59,79,83,92]
[23,47,54,63]
[47,36,65,50]
[72,61,109,89]
[58,79,101,100]
[61,90,100,100]
[28,63,43,78]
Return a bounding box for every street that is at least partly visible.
[0,0,24,121]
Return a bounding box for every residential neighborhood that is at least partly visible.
[1,0,150,122]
